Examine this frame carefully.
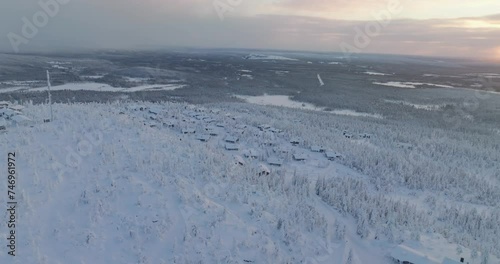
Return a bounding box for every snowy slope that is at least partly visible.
[0,101,497,263]
[0,102,385,263]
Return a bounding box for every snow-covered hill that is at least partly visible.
[0,101,498,263]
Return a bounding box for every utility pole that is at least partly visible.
[46,70,53,121]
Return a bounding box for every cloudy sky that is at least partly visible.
[1,0,499,60]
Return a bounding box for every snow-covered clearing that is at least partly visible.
[384,100,445,111]
[240,74,254,80]
[275,70,290,75]
[373,82,454,89]
[234,94,322,111]
[81,75,105,79]
[234,94,383,119]
[124,77,151,83]
[244,54,298,61]
[329,109,383,119]
[364,71,392,76]
[464,73,500,79]
[0,82,187,93]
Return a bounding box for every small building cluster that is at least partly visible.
[343,130,373,140]
[0,101,32,129]
[390,245,466,264]
[124,103,361,179]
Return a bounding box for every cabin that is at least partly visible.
[243,149,260,159]
[196,134,210,142]
[0,118,7,131]
[360,133,372,139]
[274,146,291,154]
[325,151,343,161]
[234,155,245,166]
[195,107,207,113]
[148,107,161,115]
[262,140,276,147]
[208,129,220,136]
[163,121,175,128]
[235,124,247,130]
[0,101,9,108]
[216,123,225,128]
[293,153,307,161]
[398,143,414,150]
[342,130,354,139]
[258,164,271,176]
[311,145,326,153]
[267,157,283,167]
[258,124,271,131]
[185,111,197,117]
[195,115,207,121]
[225,136,239,144]
[8,105,25,111]
[290,138,301,146]
[0,108,22,119]
[128,104,148,111]
[182,128,196,134]
[204,125,217,131]
[269,128,283,134]
[225,143,239,151]
[389,245,440,264]
[11,115,32,126]
[441,258,463,264]
[204,118,216,123]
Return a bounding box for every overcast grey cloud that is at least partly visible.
[0,0,499,60]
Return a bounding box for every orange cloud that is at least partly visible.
[494,47,500,61]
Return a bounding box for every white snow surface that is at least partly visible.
[373,82,454,89]
[0,101,497,263]
[364,71,392,76]
[329,109,383,119]
[384,100,445,111]
[235,94,383,119]
[0,102,390,263]
[0,82,187,93]
[245,54,298,61]
[234,94,322,111]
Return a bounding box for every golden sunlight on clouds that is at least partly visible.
[494,47,500,61]
[256,0,500,20]
[463,20,500,29]
[434,19,500,30]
